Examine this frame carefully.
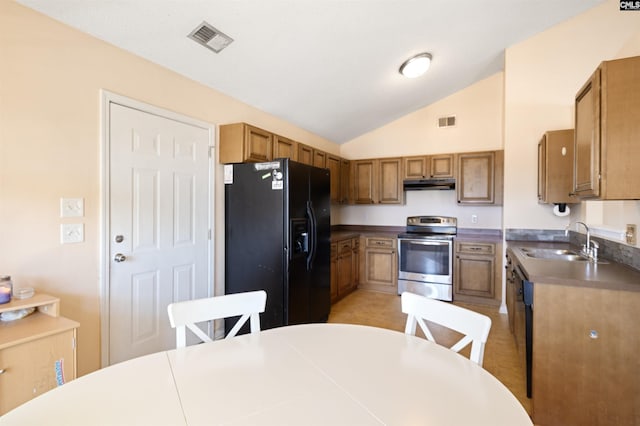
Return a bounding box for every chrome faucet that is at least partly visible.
[566,221,598,261]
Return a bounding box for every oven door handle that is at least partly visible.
[401,240,451,247]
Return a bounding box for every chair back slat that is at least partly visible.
[401,291,492,366]
[167,290,267,348]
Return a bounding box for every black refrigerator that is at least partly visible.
[224,158,331,334]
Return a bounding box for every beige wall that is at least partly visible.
[0,1,337,376]
[503,0,640,234]
[339,73,504,229]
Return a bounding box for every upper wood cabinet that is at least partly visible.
[430,154,456,178]
[352,159,377,204]
[351,158,403,204]
[538,129,578,205]
[273,134,297,160]
[326,154,341,204]
[457,150,503,205]
[403,156,428,179]
[378,157,403,204]
[296,143,314,165]
[340,159,351,204]
[313,150,326,168]
[574,55,640,200]
[403,154,455,180]
[219,123,273,164]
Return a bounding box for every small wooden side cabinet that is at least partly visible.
[359,236,397,294]
[454,240,502,307]
[0,293,79,415]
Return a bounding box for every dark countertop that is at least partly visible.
[330,231,361,242]
[507,241,640,292]
[331,231,399,242]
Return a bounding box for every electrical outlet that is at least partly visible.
[626,224,637,245]
[471,214,478,224]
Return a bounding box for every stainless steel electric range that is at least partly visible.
[397,216,457,301]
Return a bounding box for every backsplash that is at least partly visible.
[506,228,640,272]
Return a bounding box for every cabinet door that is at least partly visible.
[337,241,353,297]
[574,69,600,198]
[457,151,501,204]
[313,150,326,168]
[340,159,350,204]
[273,135,297,160]
[538,130,577,204]
[533,285,640,425]
[364,248,397,289]
[244,125,273,162]
[362,238,397,293]
[297,143,314,165]
[330,243,338,303]
[326,155,341,204]
[352,160,377,204]
[378,158,403,204]
[0,329,76,415]
[505,255,516,334]
[403,156,428,179]
[351,237,360,287]
[537,135,547,202]
[454,253,495,298]
[430,154,455,178]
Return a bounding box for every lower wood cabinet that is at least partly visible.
[0,294,79,415]
[331,236,359,303]
[454,240,502,306]
[359,236,397,294]
[532,283,640,425]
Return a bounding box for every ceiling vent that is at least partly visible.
[188,21,233,53]
[438,116,456,128]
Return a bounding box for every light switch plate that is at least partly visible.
[60,198,84,217]
[61,223,84,244]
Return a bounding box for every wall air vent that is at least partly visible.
[438,116,456,128]
[188,21,233,53]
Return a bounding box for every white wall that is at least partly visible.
[503,0,640,239]
[339,73,504,228]
[0,1,338,375]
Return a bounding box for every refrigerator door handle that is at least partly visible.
[306,201,317,270]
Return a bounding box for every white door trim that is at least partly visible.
[100,90,215,367]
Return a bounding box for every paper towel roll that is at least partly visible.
[553,204,570,217]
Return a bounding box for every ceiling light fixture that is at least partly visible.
[399,53,432,78]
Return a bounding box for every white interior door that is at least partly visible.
[108,102,211,365]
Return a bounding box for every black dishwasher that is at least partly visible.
[515,265,534,398]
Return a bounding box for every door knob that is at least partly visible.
[114,253,126,263]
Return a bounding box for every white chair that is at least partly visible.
[401,291,492,366]
[167,290,267,348]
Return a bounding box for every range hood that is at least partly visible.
[403,178,456,191]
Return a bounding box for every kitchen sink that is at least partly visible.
[520,247,587,261]
[519,247,609,263]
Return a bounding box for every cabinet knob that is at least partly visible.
[0,368,5,375]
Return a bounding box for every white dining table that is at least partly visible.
[0,323,532,425]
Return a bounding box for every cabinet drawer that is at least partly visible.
[365,237,394,249]
[352,237,360,250]
[456,242,495,255]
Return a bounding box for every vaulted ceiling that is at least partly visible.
[17,0,604,143]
